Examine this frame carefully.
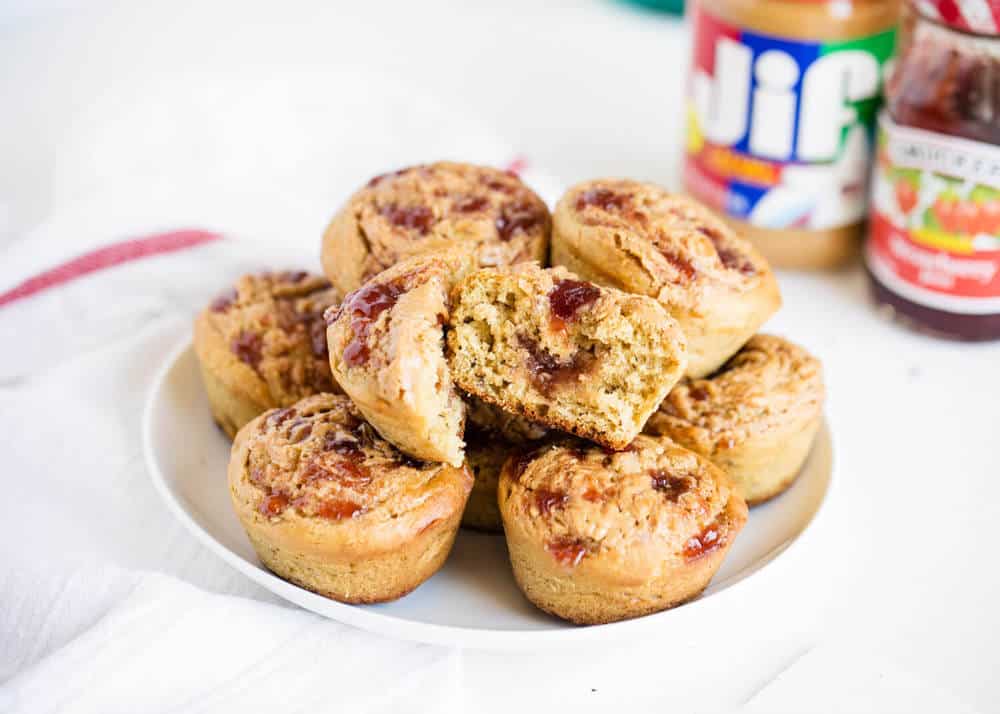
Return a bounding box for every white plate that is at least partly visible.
[144,339,833,649]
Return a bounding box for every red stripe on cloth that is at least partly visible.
[987,0,1000,32]
[504,156,529,176]
[0,229,222,309]
[937,0,962,26]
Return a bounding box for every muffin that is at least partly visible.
[551,179,782,377]
[498,435,748,624]
[447,263,687,451]
[645,335,824,505]
[462,396,549,532]
[228,393,473,603]
[325,253,472,466]
[194,271,342,438]
[321,162,550,293]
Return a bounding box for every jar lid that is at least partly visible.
[913,0,1000,35]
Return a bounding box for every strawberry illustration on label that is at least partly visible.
[980,200,1000,235]
[895,180,918,215]
[931,194,959,234]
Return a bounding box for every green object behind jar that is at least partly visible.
[619,0,685,15]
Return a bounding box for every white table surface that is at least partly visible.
[2,1,999,711]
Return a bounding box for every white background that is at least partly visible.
[2,1,999,711]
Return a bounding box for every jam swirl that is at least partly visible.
[338,280,407,367]
[548,278,601,331]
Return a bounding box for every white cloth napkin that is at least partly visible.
[740,644,982,714]
[1,564,460,714]
[0,66,527,713]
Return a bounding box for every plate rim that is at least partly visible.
[143,336,835,649]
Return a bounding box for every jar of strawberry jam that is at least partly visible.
[866,0,1000,340]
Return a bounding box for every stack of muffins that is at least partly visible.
[194,162,825,625]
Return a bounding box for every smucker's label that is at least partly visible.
[866,113,1000,313]
[683,6,895,231]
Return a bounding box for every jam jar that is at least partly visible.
[866,0,1000,340]
[683,0,900,269]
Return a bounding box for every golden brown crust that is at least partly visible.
[326,254,473,466]
[194,271,342,438]
[551,179,782,377]
[228,394,472,603]
[498,435,747,624]
[645,335,824,504]
[321,162,550,293]
[447,263,687,451]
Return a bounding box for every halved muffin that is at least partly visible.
[447,263,687,451]
[325,253,473,466]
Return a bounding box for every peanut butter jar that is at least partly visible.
[683,0,901,269]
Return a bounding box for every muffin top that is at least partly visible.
[197,271,341,404]
[499,435,742,572]
[647,335,825,452]
[322,162,550,292]
[234,394,472,537]
[555,179,772,310]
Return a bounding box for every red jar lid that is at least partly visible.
[913,0,1000,34]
